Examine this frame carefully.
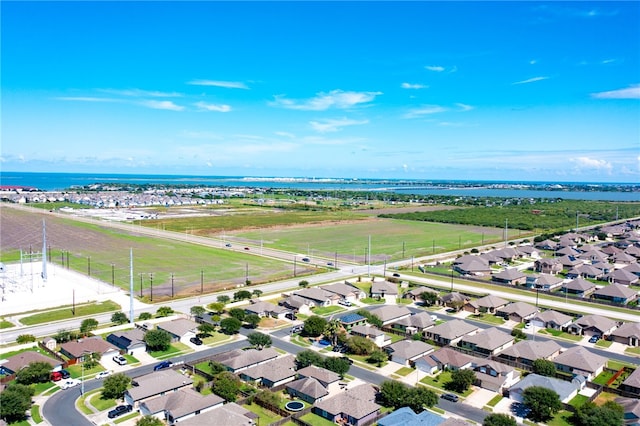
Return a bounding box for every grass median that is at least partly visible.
[19,300,121,325]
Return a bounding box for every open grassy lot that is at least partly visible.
[19,300,121,325]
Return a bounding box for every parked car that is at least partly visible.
[441,393,459,402]
[154,360,173,371]
[190,336,203,346]
[95,370,112,380]
[113,355,127,365]
[60,379,81,390]
[59,369,71,379]
[338,299,352,307]
[524,322,532,330]
[108,405,133,419]
[589,335,601,343]
[327,262,334,266]
[290,325,303,334]
[285,312,297,320]
[51,371,63,382]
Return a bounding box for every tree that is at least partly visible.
[299,280,309,288]
[233,290,251,301]
[245,313,261,328]
[296,350,324,368]
[303,315,327,337]
[367,350,388,367]
[198,323,216,337]
[449,300,466,312]
[135,416,164,426]
[55,329,72,343]
[247,332,272,350]
[16,361,54,385]
[156,306,174,317]
[419,291,438,306]
[190,305,206,318]
[532,358,556,377]
[102,373,132,400]
[144,329,172,351]
[217,295,231,304]
[208,361,227,375]
[346,335,376,355]
[111,312,128,325]
[83,351,101,370]
[406,386,438,413]
[138,312,153,321]
[522,386,562,422]
[212,371,241,402]
[324,319,343,346]
[254,389,282,407]
[219,317,242,334]
[356,309,383,328]
[483,413,517,426]
[0,383,34,423]
[378,380,437,412]
[447,368,476,393]
[228,308,246,321]
[511,328,527,340]
[80,318,99,335]
[571,401,624,426]
[323,357,351,378]
[252,289,263,298]
[16,334,36,344]
[207,302,225,314]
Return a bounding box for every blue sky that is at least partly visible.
[2,1,639,183]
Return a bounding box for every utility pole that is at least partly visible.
[201,269,204,294]
[149,273,153,301]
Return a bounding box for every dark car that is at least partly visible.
[59,369,70,379]
[392,273,401,278]
[108,405,132,419]
[225,243,232,247]
[302,257,310,262]
[153,360,173,371]
[589,335,601,343]
[441,393,459,402]
[244,247,250,250]
[285,312,296,320]
[190,336,203,346]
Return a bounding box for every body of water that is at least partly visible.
[1,171,638,201]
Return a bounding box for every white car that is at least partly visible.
[60,378,81,389]
[524,322,532,330]
[95,371,112,380]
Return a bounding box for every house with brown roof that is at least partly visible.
[464,295,509,314]
[370,280,399,302]
[530,310,573,330]
[592,284,638,305]
[156,318,199,343]
[567,314,618,337]
[438,292,470,307]
[607,269,640,286]
[562,278,596,297]
[527,273,564,291]
[453,257,491,276]
[390,311,435,335]
[59,336,120,365]
[369,305,412,325]
[472,360,519,393]
[210,348,279,373]
[509,374,580,404]
[244,300,291,319]
[553,346,608,380]
[424,320,479,346]
[279,294,313,315]
[610,322,640,347]
[614,397,640,426]
[457,327,514,356]
[286,377,329,403]
[497,340,562,367]
[492,268,527,286]
[0,350,63,375]
[620,368,640,395]
[239,355,296,388]
[139,387,224,425]
[566,264,605,280]
[313,384,381,426]
[297,365,341,393]
[414,347,476,374]
[496,302,538,323]
[321,282,366,302]
[293,287,339,307]
[534,258,563,275]
[385,340,434,366]
[125,369,194,407]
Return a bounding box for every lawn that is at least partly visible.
[242,401,282,425]
[149,342,192,359]
[201,331,232,345]
[311,305,345,316]
[486,394,503,407]
[420,371,473,397]
[595,340,613,348]
[539,329,583,342]
[547,410,573,426]
[300,412,338,426]
[468,314,505,325]
[19,300,122,325]
[30,405,43,424]
[593,370,615,386]
[394,366,415,377]
[569,394,590,408]
[67,363,105,379]
[360,297,385,305]
[89,392,117,411]
[0,319,14,329]
[625,346,640,356]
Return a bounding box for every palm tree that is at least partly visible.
[324,319,343,347]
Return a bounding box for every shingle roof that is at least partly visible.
[622,367,640,389]
[157,318,199,337]
[532,310,573,326]
[554,346,607,374]
[497,302,538,318]
[297,365,340,385]
[351,324,385,338]
[572,314,617,333]
[369,305,412,322]
[493,268,525,280]
[371,281,399,295]
[2,351,61,374]
[393,312,434,329]
[321,282,363,298]
[210,348,279,370]
[286,377,329,399]
[60,337,119,358]
[611,322,640,339]
[242,355,296,383]
[314,384,380,420]
[474,295,509,308]
[562,278,596,291]
[498,340,562,361]
[426,320,478,340]
[127,370,193,402]
[426,347,476,369]
[387,340,434,360]
[460,327,514,351]
[594,283,638,299]
[510,374,577,402]
[141,387,223,419]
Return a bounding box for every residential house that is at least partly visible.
[614,397,640,426]
[385,340,434,366]
[623,262,640,279]
[350,324,391,347]
[294,287,340,307]
[553,346,608,380]
[464,295,509,314]
[279,294,312,315]
[497,340,562,367]
[369,305,412,326]
[106,328,147,356]
[0,351,63,375]
[175,402,257,426]
[496,302,538,323]
[239,355,296,388]
[612,252,637,265]
[286,377,329,404]
[562,278,596,297]
[209,348,279,373]
[437,292,470,308]
[377,407,446,426]
[43,337,57,351]
[403,286,434,302]
[156,318,199,343]
[244,300,291,319]
[620,368,640,395]
[370,280,399,302]
[607,269,640,286]
[472,360,519,393]
[414,347,476,375]
[509,374,579,403]
[457,327,514,356]
[424,320,479,346]
[492,268,527,286]
[139,387,224,425]
[313,384,381,426]
[530,310,574,330]
[125,369,194,407]
[557,254,584,269]
[296,365,341,393]
[526,273,564,291]
[390,312,435,335]
[338,313,368,331]
[568,314,618,337]
[592,284,638,305]
[453,257,491,276]
[59,336,120,365]
[517,245,541,259]
[321,282,366,302]
[566,264,605,280]
[610,322,640,346]
[534,239,558,251]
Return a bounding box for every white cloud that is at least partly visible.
[601,59,616,64]
[425,65,445,72]
[456,103,474,112]
[56,96,118,102]
[529,59,537,65]
[309,118,369,133]
[140,100,184,111]
[512,76,549,85]
[194,101,232,112]
[401,82,428,89]
[187,80,249,89]
[404,105,447,118]
[570,156,612,172]
[591,84,640,99]
[99,88,182,97]
[270,90,382,111]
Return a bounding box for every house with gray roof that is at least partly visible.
[592,283,638,305]
[496,302,538,323]
[369,305,412,325]
[139,387,224,425]
[492,268,527,286]
[174,402,257,426]
[464,295,509,314]
[390,311,435,335]
[0,350,63,375]
[530,310,573,330]
[156,318,199,343]
[106,328,146,356]
[438,292,470,307]
[370,280,399,302]
[620,368,640,395]
[534,258,563,275]
[313,384,381,426]
[286,377,329,403]
[473,360,519,392]
[293,287,339,307]
[562,278,596,297]
[297,365,341,392]
[567,264,605,280]
[424,320,479,346]
[553,346,608,380]
[458,327,514,356]
[279,294,312,315]
[244,300,291,319]
[453,257,491,276]
[526,273,564,291]
[125,369,194,407]
[321,282,366,302]
[386,340,434,366]
[509,374,579,403]
[557,254,584,269]
[415,347,476,375]
[614,397,640,426]
[210,348,279,373]
[378,407,445,426]
[567,314,618,337]
[351,324,391,347]
[497,340,562,366]
[239,355,296,388]
[607,269,640,286]
[611,322,640,347]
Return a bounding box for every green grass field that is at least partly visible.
[19,300,121,325]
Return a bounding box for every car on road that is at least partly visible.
[95,371,112,380]
[290,325,303,334]
[154,360,173,371]
[190,336,203,346]
[60,379,81,390]
[589,335,601,343]
[225,243,232,247]
[108,405,133,419]
[302,257,310,262]
[113,355,127,365]
[392,273,401,277]
[441,393,459,402]
[327,262,334,266]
